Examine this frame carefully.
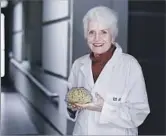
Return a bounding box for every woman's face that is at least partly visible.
[87,21,113,55]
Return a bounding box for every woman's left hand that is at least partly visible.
[75,92,104,112]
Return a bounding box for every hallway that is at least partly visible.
[1,86,39,135]
[0,0,165,135]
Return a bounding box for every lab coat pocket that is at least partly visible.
[94,94,119,124]
[105,93,122,105]
[105,94,132,121]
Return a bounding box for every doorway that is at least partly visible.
[128,0,165,135]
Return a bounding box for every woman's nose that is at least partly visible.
[94,33,101,41]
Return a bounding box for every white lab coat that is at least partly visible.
[66,43,150,135]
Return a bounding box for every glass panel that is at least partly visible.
[13,2,23,32]
[42,21,69,77]
[43,0,69,22]
[1,13,5,77]
[1,13,4,50]
[12,32,23,61]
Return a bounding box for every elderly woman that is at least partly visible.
[66,6,150,135]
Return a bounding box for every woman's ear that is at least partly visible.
[111,35,115,43]
[111,39,115,45]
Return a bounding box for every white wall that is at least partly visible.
[10,61,68,135]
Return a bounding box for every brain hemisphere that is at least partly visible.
[66,87,93,104]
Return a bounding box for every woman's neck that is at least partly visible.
[90,44,116,63]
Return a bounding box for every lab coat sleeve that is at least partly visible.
[65,60,80,122]
[98,60,150,128]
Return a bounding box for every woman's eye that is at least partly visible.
[88,31,95,35]
[101,30,107,34]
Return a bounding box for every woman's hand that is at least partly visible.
[75,92,104,112]
[67,103,83,111]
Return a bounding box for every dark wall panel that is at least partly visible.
[128,0,165,135]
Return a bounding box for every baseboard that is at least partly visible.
[19,94,62,135]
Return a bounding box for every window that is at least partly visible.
[1,13,5,77]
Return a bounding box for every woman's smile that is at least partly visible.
[93,43,104,47]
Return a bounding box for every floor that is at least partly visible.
[1,86,39,135]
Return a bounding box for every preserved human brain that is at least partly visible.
[65,87,93,105]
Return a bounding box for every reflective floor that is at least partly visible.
[1,86,39,135]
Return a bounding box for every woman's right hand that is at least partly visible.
[68,103,82,111]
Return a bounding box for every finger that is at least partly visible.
[75,103,87,108]
[95,93,104,103]
[75,103,83,107]
[72,105,76,109]
[77,106,83,110]
[74,104,81,109]
[71,104,81,110]
[72,104,82,110]
[95,92,101,99]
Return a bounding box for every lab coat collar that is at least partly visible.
[80,42,123,89]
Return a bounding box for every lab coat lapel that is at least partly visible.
[93,43,123,96]
[80,56,94,90]
[79,43,122,94]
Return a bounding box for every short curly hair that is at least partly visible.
[83,6,118,41]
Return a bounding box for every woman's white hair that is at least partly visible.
[83,6,118,41]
